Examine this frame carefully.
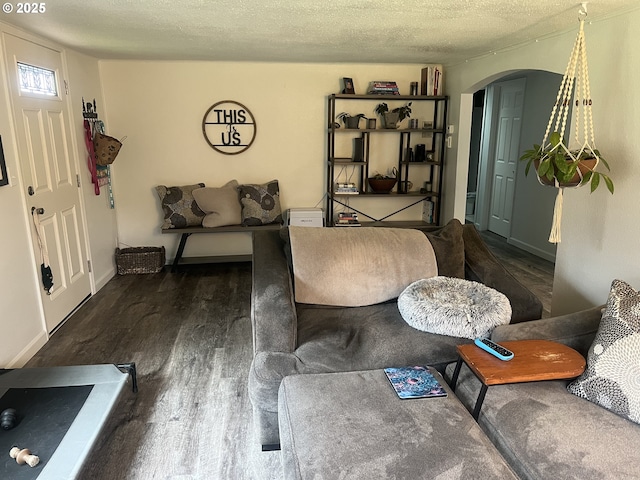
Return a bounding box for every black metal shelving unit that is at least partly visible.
[326,93,448,227]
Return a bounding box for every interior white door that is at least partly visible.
[3,33,91,332]
[487,78,525,238]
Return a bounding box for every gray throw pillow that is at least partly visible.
[192,180,242,228]
[156,183,206,229]
[237,180,283,226]
[567,279,640,425]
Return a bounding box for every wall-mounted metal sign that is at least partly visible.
[202,100,256,155]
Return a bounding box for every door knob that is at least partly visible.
[28,186,34,196]
[31,207,44,215]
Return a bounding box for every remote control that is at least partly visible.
[474,338,514,361]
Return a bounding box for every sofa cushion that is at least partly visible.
[447,363,640,480]
[567,279,640,425]
[421,218,465,278]
[237,179,283,226]
[295,302,466,371]
[289,226,437,307]
[192,180,242,228]
[398,276,512,339]
[155,183,206,229]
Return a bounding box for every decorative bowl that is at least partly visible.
[368,177,397,193]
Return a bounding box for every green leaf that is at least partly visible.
[603,174,614,194]
[590,172,600,193]
[524,159,532,176]
[549,131,561,147]
[546,170,555,182]
[599,156,611,171]
[581,171,593,186]
[554,154,570,174]
[538,158,551,177]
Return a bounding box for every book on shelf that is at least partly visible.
[384,366,447,399]
[336,182,356,188]
[334,211,360,226]
[335,188,359,194]
[334,219,361,227]
[420,65,444,96]
[367,81,400,95]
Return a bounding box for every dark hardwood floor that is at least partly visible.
[26,263,281,480]
[479,230,554,317]
[23,235,553,479]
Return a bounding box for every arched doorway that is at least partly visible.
[465,69,563,263]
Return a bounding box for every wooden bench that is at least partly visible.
[162,223,282,272]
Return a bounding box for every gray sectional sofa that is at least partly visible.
[249,221,640,480]
[248,219,543,448]
[450,305,640,479]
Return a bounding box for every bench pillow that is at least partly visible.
[156,183,206,229]
[289,226,437,307]
[192,180,242,228]
[238,180,283,226]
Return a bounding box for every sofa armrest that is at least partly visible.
[252,230,297,355]
[462,224,543,323]
[491,305,603,357]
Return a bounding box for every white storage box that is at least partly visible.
[285,208,324,227]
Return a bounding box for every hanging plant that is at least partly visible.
[521,9,613,243]
[520,131,613,193]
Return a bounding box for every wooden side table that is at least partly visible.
[449,339,586,420]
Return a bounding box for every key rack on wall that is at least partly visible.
[83,98,115,208]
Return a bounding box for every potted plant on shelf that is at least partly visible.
[374,102,412,129]
[519,131,614,193]
[336,112,366,129]
[368,170,397,193]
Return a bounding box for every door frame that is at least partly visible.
[1,27,95,334]
[474,78,526,237]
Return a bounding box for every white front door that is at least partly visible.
[3,33,91,332]
[488,78,525,238]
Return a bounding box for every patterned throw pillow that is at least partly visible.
[237,180,283,226]
[156,183,206,229]
[567,279,640,425]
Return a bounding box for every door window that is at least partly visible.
[17,62,58,96]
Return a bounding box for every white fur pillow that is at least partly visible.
[398,276,512,339]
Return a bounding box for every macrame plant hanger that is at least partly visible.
[539,4,598,243]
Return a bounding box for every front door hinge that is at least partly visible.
[64,80,69,95]
[87,259,92,272]
[76,174,81,187]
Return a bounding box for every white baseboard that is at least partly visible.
[94,267,116,292]
[8,330,48,368]
[508,237,556,263]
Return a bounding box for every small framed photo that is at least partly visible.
[0,135,8,187]
[342,77,355,94]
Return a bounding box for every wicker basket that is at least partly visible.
[115,246,165,275]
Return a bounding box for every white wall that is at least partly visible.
[99,62,431,259]
[446,7,640,314]
[66,50,118,290]
[0,23,117,366]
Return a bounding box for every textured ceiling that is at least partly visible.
[1,0,638,64]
